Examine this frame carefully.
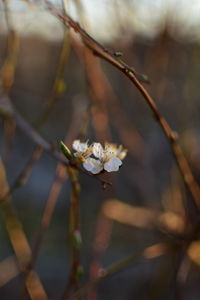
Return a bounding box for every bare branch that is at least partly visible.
[45,1,200,212]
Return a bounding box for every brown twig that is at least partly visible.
[69,242,169,300]
[1,0,20,93]
[45,1,200,213]
[62,166,82,299]
[34,29,70,128]
[19,98,86,300]
[0,157,47,299]
[1,0,20,162]
[68,6,116,298]
[0,90,111,187]
[70,33,145,159]
[0,146,43,203]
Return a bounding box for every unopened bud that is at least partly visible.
[60,141,74,160]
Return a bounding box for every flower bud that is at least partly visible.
[60,141,74,160]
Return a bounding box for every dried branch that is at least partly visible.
[69,243,169,300]
[0,90,111,187]
[0,158,47,299]
[19,99,86,299]
[1,1,20,162]
[45,1,200,213]
[70,33,145,159]
[0,146,43,203]
[1,0,20,93]
[62,166,82,299]
[34,29,70,128]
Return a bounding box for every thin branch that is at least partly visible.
[0,158,48,299]
[19,98,86,299]
[70,33,145,159]
[69,242,169,300]
[45,1,200,213]
[1,0,20,162]
[1,0,20,93]
[34,29,70,128]
[62,166,82,299]
[0,146,43,203]
[0,90,111,187]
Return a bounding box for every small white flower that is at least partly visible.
[72,140,92,161]
[88,142,127,174]
[72,140,127,174]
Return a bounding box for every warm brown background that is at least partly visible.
[1,1,200,299]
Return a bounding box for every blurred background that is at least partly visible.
[1,0,200,299]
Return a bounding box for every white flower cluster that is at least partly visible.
[72,140,127,174]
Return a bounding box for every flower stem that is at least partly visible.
[63,166,82,298]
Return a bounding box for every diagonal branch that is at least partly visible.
[0,157,48,299]
[69,242,169,300]
[45,1,200,212]
[0,90,111,187]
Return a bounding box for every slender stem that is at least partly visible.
[0,146,43,203]
[62,166,82,299]
[18,104,86,299]
[0,91,111,186]
[1,1,20,162]
[0,157,47,299]
[45,2,200,213]
[69,242,169,300]
[34,30,70,128]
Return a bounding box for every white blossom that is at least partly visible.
[91,142,126,172]
[72,140,127,174]
[86,142,126,174]
[72,140,92,161]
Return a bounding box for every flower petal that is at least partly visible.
[79,143,89,152]
[92,143,104,159]
[83,158,103,174]
[72,140,80,151]
[72,140,88,152]
[104,157,122,172]
[91,161,104,174]
[83,159,93,172]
